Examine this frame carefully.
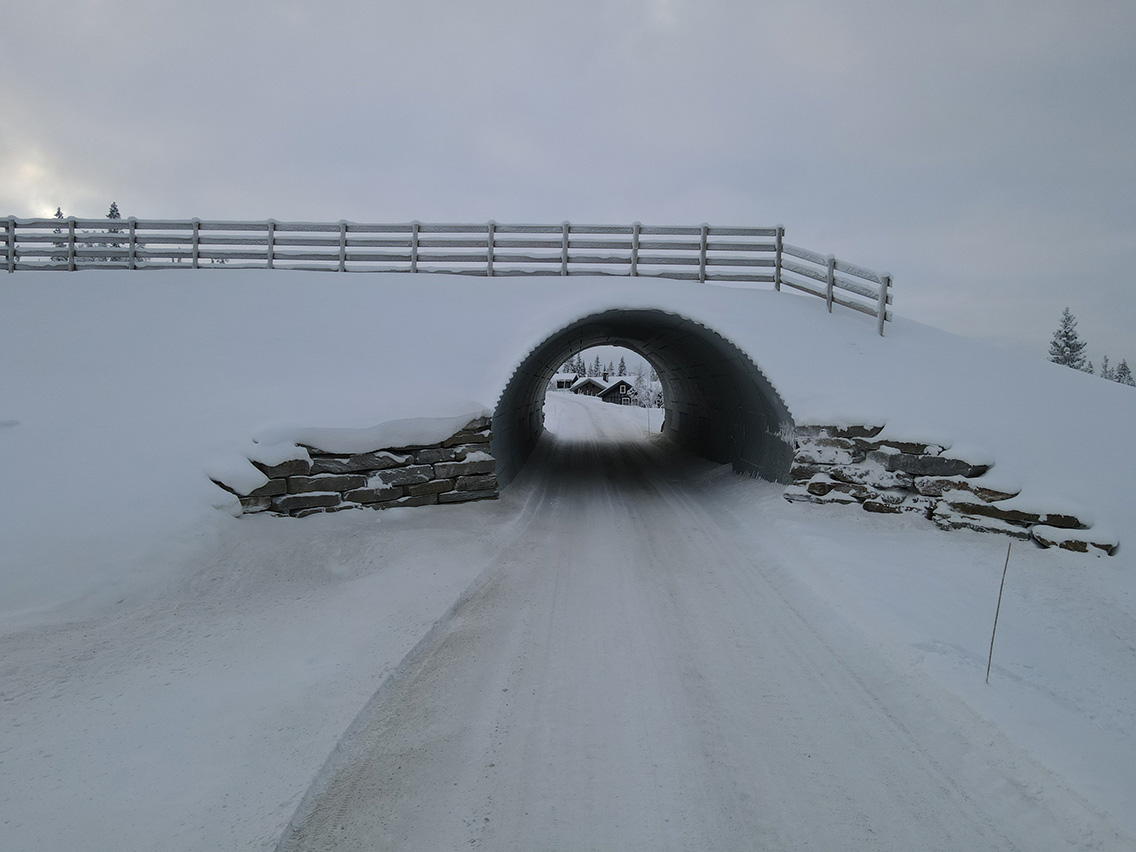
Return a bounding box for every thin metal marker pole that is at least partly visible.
[986,542,1012,684]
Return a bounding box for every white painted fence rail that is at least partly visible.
[2,218,892,333]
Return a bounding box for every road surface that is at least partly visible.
[278,393,1126,851]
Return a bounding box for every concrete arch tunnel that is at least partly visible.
[491,309,796,486]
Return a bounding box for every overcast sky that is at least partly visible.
[3,1,1134,364]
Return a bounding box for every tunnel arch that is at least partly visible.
[491,309,795,486]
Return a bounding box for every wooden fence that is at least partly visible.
[2,218,892,333]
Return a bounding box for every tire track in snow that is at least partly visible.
[277,394,1131,852]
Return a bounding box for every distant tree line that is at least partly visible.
[556,352,663,408]
[1049,307,1134,386]
[561,353,632,378]
[49,203,124,262]
[45,204,226,265]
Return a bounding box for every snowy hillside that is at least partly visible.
[2,270,1133,620]
[2,270,1135,851]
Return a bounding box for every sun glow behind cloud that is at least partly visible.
[1,0,1134,361]
[2,155,71,218]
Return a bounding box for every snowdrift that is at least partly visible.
[2,269,1134,620]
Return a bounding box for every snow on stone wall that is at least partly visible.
[785,425,1118,555]
[212,416,498,517]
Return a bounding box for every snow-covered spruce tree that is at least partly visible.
[1100,356,1114,381]
[105,201,124,263]
[618,356,627,377]
[1048,307,1089,372]
[1116,360,1135,386]
[51,207,66,262]
[631,372,649,407]
[590,355,602,377]
[630,371,662,408]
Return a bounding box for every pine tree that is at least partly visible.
[1100,356,1114,381]
[618,356,627,377]
[1048,308,1089,371]
[631,371,649,408]
[590,355,602,377]
[1116,360,1135,387]
[105,201,124,262]
[52,207,66,262]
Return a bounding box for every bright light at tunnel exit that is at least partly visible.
[550,346,664,407]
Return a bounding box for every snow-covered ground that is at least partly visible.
[278,394,1136,851]
[2,270,1134,850]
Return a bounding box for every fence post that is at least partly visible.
[699,223,709,283]
[561,221,569,276]
[410,221,420,273]
[774,225,784,291]
[631,221,641,277]
[5,218,14,272]
[266,220,275,269]
[338,220,347,272]
[191,218,201,268]
[877,274,890,336]
[68,218,76,271]
[486,220,495,277]
[825,255,835,312]
[128,218,137,269]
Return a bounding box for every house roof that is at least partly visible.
[598,380,632,399]
[569,375,616,392]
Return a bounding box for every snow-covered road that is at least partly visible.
[278,394,1128,851]
[4,274,1135,852]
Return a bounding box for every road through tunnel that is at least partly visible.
[492,309,795,486]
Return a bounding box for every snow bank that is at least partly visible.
[2,269,1134,622]
[253,405,490,454]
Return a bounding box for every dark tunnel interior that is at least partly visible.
[491,310,795,486]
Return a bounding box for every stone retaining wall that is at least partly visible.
[784,425,1117,556]
[213,416,499,517]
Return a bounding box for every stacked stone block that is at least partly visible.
[214,416,499,517]
[784,425,1117,555]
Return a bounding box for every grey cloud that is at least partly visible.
[2,0,1133,360]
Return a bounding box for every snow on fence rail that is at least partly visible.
[2,218,893,333]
